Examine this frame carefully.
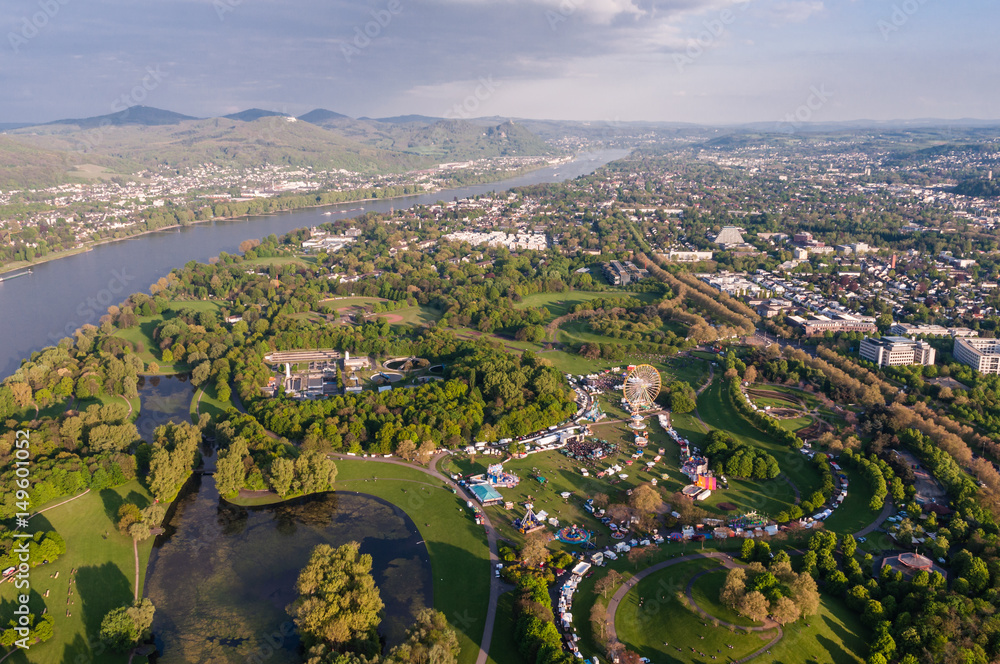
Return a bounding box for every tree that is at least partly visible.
[397,440,417,462]
[629,485,662,515]
[590,603,610,643]
[720,567,746,610]
[520,533,549,568]
[270,457,296,497]
[770,596,800,625]
[384,609,460,664]
[116,503,142,535]
[790,573,820,616]
[743,365,758,384]
[214,446,246,497]
[191,361,211,386]
[841,534,857,559]
[99,599,155,652]
[737,591,769,622]
[287,541,385,650]
[741,538,756,561]
[595,570,623,598]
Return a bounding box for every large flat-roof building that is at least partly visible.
[787,313,877,337]
[954,338,1000,374]
[859,336,935,367]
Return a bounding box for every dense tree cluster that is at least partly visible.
[704,430,780,480]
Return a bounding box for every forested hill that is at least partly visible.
[954,178,1000,198]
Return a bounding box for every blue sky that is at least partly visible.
[1,0,996,124]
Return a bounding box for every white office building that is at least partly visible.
[954,338,1000,374]
[859,336,935,367]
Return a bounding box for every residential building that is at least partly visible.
[859,336,935,367]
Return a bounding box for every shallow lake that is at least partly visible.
[145,481,432,664]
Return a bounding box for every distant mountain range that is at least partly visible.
[0,106,561,188]
[2,105,998,189]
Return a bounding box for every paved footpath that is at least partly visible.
[605,551,784,663]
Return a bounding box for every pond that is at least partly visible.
[145,477,432,664]
[134,374,196,442]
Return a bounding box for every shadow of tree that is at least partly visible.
[73,562,133,661]
[99,489,126,523]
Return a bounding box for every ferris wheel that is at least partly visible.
[622,364,661,410]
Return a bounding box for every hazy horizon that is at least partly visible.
[2,0,997,125]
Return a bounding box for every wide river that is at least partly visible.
[0,149,628,379]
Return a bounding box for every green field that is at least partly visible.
[616,560,775,663]
[331,459,491,664]
[689,569,762,627]
[319,296,387,310]
[190,381,236,422]
[777,415,814,432]
[615,561,868,664]
[822,466,879,536]
[0,481,155,664]
[697,380,824,515]
[513,291,618,320]
[485,592,520,664]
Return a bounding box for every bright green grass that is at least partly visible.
[190,381,236,423]
[778,415,814,432]
[113,319,186,374]
[0,481,155,664]
[485,592,520,664]
[616,560,775,663]
[689,569,762,627]
[513,291,620,320]
[697,380,824,513]
[762,598,868,664]
[751,384,823,409]
[331,459,491,664]
[319,296,388,310]
[163,299,224,314]
[380,305,442,327]
[616,562,868,664]
[822,466,878,536]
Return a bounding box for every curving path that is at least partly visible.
[854,497,894,538]
[605,551,784,662]
[330,452,501,664]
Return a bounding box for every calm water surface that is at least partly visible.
[0,149,628,378]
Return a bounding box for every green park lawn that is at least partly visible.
[379,304,442,327]
[319,296,387,310]
[615,560,775,663]
[689,569,762,627]
[513,291,618,320]
[330,459,492,664]
[822,466,879,536]
[697,380,824,515]
[760,598,867,664]
[777,415,814,433]
[0,481,155,664]
[615,561,869,664]
[485,593,520,664]
[189,381,236,422]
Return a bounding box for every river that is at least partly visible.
[0,149,627,379]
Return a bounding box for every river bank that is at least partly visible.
[0,160,561,277]
[0,149,629,379]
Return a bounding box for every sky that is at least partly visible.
[1,0,997,124]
